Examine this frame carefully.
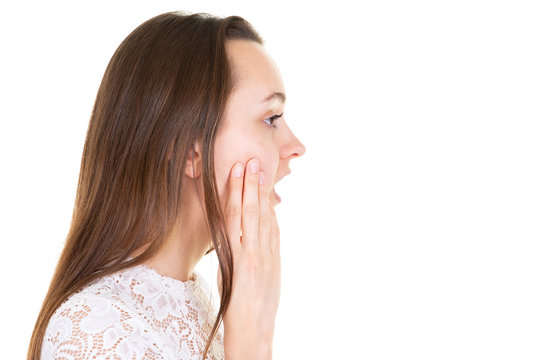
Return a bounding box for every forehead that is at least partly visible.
[226,40,285,101]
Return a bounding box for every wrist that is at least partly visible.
[223,330,273,360]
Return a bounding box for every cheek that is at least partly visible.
[259,152,279,185]
[213,129,279,206]
[213,131,252,209]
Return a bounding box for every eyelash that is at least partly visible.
[263,112,284,129]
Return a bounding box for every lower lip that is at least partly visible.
[273,188,282,203]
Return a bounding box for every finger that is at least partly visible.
[270,204,280,258]
[224,162,244,255]
[258,170,272,251]
[242,157,260,252]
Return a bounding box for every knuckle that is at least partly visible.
[243,205,259,217]
[242,256,261,273]
[259,214,272,227]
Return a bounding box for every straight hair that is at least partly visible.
[27,10,263,359]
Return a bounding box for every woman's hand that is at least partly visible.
[218,157,281,359]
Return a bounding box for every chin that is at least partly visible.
[270,188,281,206]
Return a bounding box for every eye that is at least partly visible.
[263,112,284,129]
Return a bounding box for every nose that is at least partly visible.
[285,134,306,159]
[278,120,306,160]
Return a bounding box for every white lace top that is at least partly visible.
[41,264,224,360]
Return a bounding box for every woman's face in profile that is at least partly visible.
[214,39,306,208]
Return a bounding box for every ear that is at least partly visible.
[167,142,173,161]
[183,139,203,179]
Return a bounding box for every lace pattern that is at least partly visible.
[41,264,224,360]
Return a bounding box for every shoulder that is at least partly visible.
[41,275,164,360]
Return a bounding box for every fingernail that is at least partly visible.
[249,159,259,173]
[234,163,244,178]
[259,171,265,185]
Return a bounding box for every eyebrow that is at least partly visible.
[262,91,286,104]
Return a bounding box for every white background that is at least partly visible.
[1,0,539,359]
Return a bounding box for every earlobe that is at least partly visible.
[184,140,202,179]
[167,140,176,161]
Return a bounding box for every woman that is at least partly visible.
[27,10,306,360]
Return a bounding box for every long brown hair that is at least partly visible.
[28,11,263,359]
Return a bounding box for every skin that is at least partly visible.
[139,39,306,284]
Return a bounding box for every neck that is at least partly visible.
[136,176,212,282]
